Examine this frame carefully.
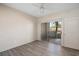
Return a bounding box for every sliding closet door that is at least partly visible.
[63,17,79,50]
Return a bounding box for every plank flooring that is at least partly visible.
[0,40,79,56]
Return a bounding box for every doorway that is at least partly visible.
[41,21,62,45]
[48,21,62,45]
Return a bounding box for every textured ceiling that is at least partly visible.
[4,3,79,18]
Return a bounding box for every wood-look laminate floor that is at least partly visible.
[0,40,79,56]
[49,39,61,45]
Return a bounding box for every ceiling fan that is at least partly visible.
[32,3,49,16]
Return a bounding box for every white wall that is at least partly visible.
[63,17,79,50]
[0,5,37,52]
[37,8,79,50]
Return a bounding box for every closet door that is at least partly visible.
[63,17,79,50]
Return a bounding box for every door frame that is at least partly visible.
[40,18,64,46]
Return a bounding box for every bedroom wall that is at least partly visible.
[0,4,37,52]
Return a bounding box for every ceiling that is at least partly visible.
[4,3,79,18]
